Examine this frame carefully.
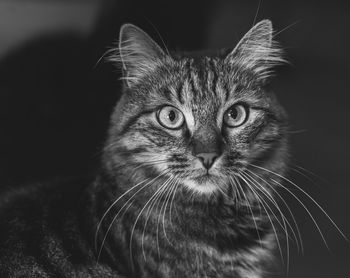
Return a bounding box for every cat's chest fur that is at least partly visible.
[100,188,273,278]
[0,19,288,277]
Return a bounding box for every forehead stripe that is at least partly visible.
[176,78,185,105]
[208,59,219,98]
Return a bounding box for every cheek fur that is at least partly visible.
[119,122,191,173]
[221,119,283,168]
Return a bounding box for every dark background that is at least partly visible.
[0,0,349,277]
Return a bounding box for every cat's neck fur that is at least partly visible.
[91,164,276,277]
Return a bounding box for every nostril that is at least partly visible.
[196,152,219,170]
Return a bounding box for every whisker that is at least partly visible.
[290,163,331,186]
[169,180,180,229]
[155,178,174,259]
[141,177,172,261]
[94,47,116,69]
[285,129,308,134]
[129,175,172,265]
[252,0,262,27]
[248,164,330,249]
[231,176,263,249]
[228,177,239,211]
[97,199,134,262]
[289,166,320,187]
[95,177,151,252]
[272,177,330,249]
[147,20,171,57]
[245,168,303,254]
[242,171,291,272]
[116,158,169,166]
[250,163,349,243]
[273,20,301,37]
[233,174,262,216]
[161,178,178,246]
[133,160,169,171]
[97,170,169,262]
[238,173,285,265]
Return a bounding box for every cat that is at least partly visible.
[0,19,289,277]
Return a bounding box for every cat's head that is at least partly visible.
[104,20,288,198]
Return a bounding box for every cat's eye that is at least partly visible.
[156,106,185,130]
[223,104,249,128]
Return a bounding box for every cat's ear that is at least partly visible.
[116,24,166,87]
[225,19,284,81]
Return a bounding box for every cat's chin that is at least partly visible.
[182,175,225,195]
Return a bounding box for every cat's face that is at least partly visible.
[105,20,288,197]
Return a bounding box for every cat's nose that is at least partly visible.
[196,152,219,170]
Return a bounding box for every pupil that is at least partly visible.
[168,110,176,122]
[229,108,238,119]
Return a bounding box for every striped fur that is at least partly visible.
[99,20,289,277]
[0,20,289,277]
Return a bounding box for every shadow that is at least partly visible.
[0,0,218,184]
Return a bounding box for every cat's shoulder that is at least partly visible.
[0,176,93,218]
[0,176,118,278]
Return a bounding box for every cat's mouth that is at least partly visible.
[192,173,215,184]
[181,172,226,194]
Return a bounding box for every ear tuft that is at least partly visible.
[225,19,285,81]
[109,24,166,87]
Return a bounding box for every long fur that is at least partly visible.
[225,20,286,81]
[0,20,290,278]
